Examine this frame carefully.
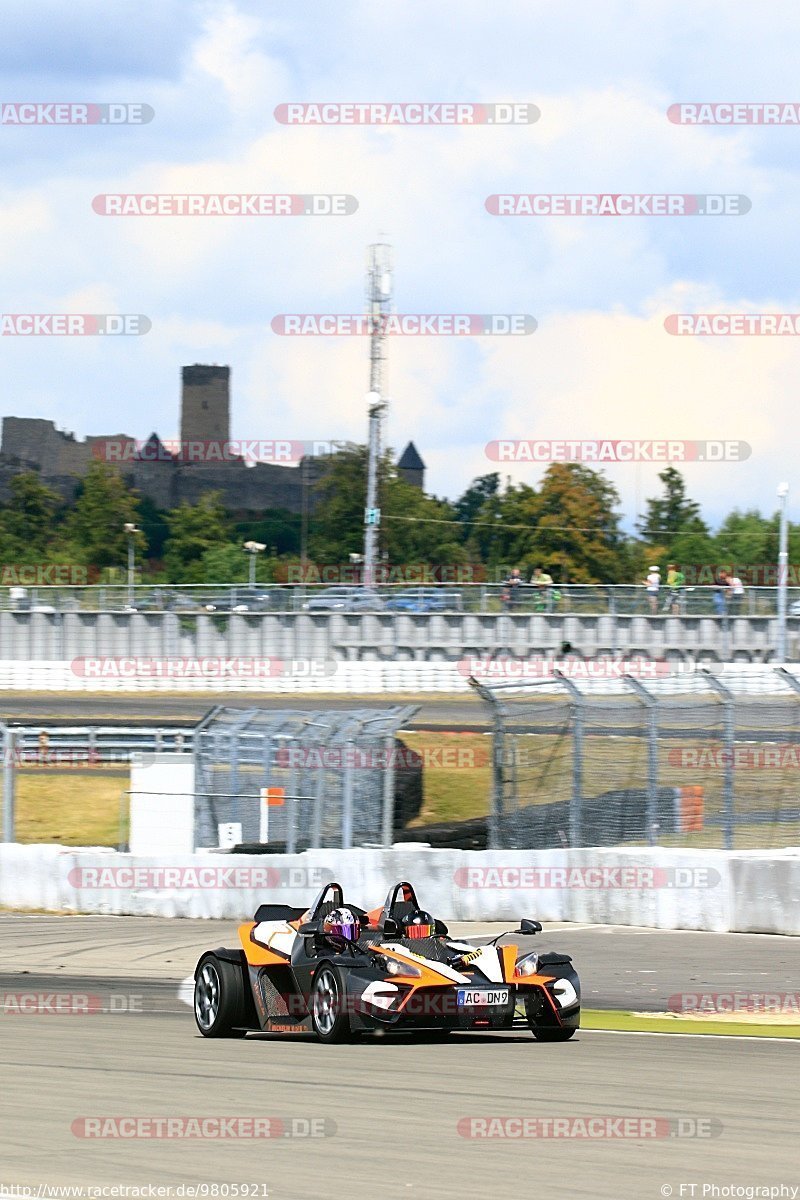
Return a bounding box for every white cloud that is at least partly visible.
[1,0,799,528]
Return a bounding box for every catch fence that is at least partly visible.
[192,704,420,852]
[470,667,800,851]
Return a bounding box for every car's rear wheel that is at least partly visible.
[194,954,249,1038]
[310,964,350,1043]
[532,1026,577,1041]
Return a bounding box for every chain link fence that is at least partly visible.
[192,704,420,851]
[470,667,800,851]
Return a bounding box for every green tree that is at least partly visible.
[162,492,230,582]
[454,473,500,529]
[61,462,144,570]
[307,444,369,563]
[0,472,63,560]
[197,542,278,585]
[383,477,467,567]
[637,468,708,545]
[479,465,628,582]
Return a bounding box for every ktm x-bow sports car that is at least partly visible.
[193,881,580,1043]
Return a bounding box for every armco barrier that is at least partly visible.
[1,844,798,933]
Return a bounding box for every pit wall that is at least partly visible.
[1,845,797,934]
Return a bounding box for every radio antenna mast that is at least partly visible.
[362,242,392,585]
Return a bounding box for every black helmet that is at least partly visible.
[402,910,435,939]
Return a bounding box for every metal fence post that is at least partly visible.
[341,742,355,849]
[311,763,326,849]
[381,734,395,848]
[286,748,299,854]
[2,725,15,843]
[468,677,504,848]
[701,670,735,850]
[553,671,584,847]
[609,587,619,656]
[622,676,659,845]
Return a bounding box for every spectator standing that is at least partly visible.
[531,566,554,612]
[664,563,685,614]
[501,567,524,611]
[643,565,661,614]
[728,572,745,615]
[713,569,729,616]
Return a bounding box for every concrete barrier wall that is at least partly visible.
[0,609,784,665]
[1,844,798,933]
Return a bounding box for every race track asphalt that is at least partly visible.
[0,918,798,1199]
[0,694,486,728]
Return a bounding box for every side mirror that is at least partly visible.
[298,922,317,936]
[518,919,542,935]
[434,919,449,936]
[381,917,401,937]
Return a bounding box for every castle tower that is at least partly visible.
[397,441,425,489]
[180,365,230,455]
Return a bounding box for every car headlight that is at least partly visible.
[514,952,539,978]
[385,959,422,978]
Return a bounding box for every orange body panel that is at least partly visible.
[238,921,291,966]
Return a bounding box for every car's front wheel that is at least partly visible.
[194,954,249,1038]
[310,964,350,1043]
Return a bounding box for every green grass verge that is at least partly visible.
[8,729,800,849]
[582,1008,800,1038]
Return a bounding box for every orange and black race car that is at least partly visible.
[193,880,580,1043]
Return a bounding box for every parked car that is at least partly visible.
[228,590,283,613]
[384,588,462,613]
[6,586,56,614]
[303,586,385,612]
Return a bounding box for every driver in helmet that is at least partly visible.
[401,909,436,939]
[322,906,361,945]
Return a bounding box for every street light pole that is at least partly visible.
[243,541,266,589]
[777,483,789,661]
[123,523,138,608]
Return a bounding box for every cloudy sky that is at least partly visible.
[2,0,799,529]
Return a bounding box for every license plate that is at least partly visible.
[457,988,510,1007]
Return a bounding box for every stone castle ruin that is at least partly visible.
[0,366,425,513]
